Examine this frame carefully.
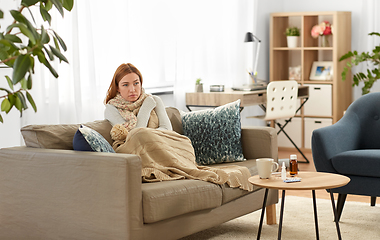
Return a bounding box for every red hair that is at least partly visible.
[104,63,143,104]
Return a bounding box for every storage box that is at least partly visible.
[304,117,333,149]
[275,117,302,148]
[303,84,332,116]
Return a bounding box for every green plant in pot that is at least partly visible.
[285,26,300,48]
[285,26,300,37]
[0,0,74,123]
[340,32,380,95]
[195,78,203,92]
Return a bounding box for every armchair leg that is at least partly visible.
[335,193,347,222]
[371,196,376,206]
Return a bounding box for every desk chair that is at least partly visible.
[248,80,309,163]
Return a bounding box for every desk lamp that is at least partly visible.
[244,32,262,86]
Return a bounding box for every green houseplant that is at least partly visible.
[285,26,300,37]
[340,32,380,95]
[285,26,300,48]
[0,0,74,123]
[195,78,203,92]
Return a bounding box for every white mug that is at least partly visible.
[256,158,279,179]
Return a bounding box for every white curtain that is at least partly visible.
[2,0,257,147]
[21,0,257,123]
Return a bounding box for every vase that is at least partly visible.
[287,36,299,48]
[321,35,329,47]
[195,84,203,92]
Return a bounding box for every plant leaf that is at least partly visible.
[12,54,32,84]
[63,0,74,11]
[5,76,14,90]
[0,10,3,19]
[15,92,28,110]
[1,98,12,113]
[27,74,32,90]
[40,25,50,44]
[40,5,52,25]
[21,0,40,7]
[0,114,3,123]
[0,88,11,94]
[26,91,37,112]
[4,34,22,43]
[53,30,67,51]
[43,46,54,61]
[50,45,68,63]
[10,10,26,24]
[51,0,64,17]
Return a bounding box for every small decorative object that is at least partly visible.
[195,78,203,92]
[210,85,225,92]
[340,32,380,95]
[311,21,333,47]
[309,61,333,80]
[285,26,300,48]
[289,65,301,80]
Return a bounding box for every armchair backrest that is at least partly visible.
[343,92,380,149]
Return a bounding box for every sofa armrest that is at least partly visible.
[241,126,277,161]
[0,147,142,240]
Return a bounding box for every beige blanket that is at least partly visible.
[115,128,253,191]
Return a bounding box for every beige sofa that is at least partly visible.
[0,108,278,240]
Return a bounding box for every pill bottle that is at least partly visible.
[289,154,298,176]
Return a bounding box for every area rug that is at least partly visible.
[180,196,380,240]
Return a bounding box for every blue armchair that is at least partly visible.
[312,92,380,222]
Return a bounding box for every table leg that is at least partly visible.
[278,190,286,240]
[312,190,320,240]
[329,191,342,240]
[257,188,269,240]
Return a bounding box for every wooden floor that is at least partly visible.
[278,149,371,204]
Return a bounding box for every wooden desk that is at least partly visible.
[185,86,309,109]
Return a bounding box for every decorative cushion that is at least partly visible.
[181,100,245,165]
[21,120,113,150]
[73,125,115,153]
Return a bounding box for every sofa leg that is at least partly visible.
[266,204,277,225]
[371,196,376,206]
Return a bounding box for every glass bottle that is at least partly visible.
[289,154,298,176]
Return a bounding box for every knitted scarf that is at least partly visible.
[108,90,159,131]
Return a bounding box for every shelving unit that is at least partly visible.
[270,11,352,152]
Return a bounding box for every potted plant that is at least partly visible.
[285,26,300,48]
[195,78,203,92]
[0,0,74,123]
[340,32,380,95]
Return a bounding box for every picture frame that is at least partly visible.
[309,61,333,80]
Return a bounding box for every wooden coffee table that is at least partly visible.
[249,171,350,240]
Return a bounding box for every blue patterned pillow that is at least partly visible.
[181,100,245,165]
[73,125,115,153]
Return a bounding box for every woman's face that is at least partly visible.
[117,73,141,102]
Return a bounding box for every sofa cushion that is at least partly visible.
[141,179,222,223]
[181,100,245,165]
[21,120,113,150]
[166,107,183,135]
[212,159,262,204]
[73,125,115,153]
[332,150,380,178]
